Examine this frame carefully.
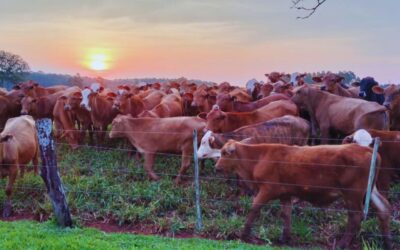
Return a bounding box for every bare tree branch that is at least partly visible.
[291,0,328,19]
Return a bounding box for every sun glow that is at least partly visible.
[85,48,111,71]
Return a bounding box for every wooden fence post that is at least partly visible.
[36,118,72,227]
[193,129,203,232]
[363,137,380,219]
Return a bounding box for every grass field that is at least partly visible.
[0,138,399,249]
[0,220,284,250]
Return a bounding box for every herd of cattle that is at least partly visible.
[1,71,400,249]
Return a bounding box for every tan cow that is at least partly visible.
[203,100,298,133]
[138,90,183,118]
[109,115,205,183]
[0,115,39,217]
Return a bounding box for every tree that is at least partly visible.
[69,73,84,88]
[0,50,30,87]
[291,0,328,19]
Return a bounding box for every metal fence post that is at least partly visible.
[193,129,203,232]
[36,118,72,227]
[363,137,380,219]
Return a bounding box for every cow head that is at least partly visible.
[265,72,289,83]
[342,129,373,147]
[216,92,234,112]
[258,83,273,99]
[113,88,133,114]
[20,96,37,115]
[64,92,83,111]
[191,89,216,112]
[197,130,222,159]
[291,85,311,108]
[80,88,93,111]
[215,139,238,173]
[205,105,226,133]
[317,73,344,93]
[273,81,293,96]
[371,84,400,110]
[359,77,379,100]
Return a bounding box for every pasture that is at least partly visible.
[1,136,399,249]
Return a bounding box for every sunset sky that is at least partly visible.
[1,0,399,85]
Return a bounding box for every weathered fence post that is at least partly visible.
[193,129,203,232]
[36,118,72,227]
[363,137,380,219]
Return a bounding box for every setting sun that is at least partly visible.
[85,48,111,71]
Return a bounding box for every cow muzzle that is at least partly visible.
[64,104,71,111]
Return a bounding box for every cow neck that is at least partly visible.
[0,143,3,164]
[232,144,257,182]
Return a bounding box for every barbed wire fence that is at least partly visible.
[1,121,400,248]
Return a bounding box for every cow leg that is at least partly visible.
[175,151,191,185]
[280,198,293,243]
[370,186,393,250]
[337,195,363,249]
[319,125,331,145]
[144,153,160,181]
[241,188,274,242]
[88,125,94,146]
[3,165,17,218]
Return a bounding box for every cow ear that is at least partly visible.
[225,141,236,155]
[372,86,384,95]
[0,134,13,142]
[99,86,104,92]
[312,77,323,83]
[198,112,207,120]
[107,92,117,98]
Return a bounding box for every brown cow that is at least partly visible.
[315,73,359,98]
[14,80,68,98]
[215,141,392,249]
[20,91,65,119]
[203,100,298,133]
[0,115,39,217]
[265,72,290,83]
[0,89,26,129]
[113,87,145,117]
[138,90,183,118]
[63,91,94,145]
[80,87,118,143]
[217,92,290,112]
[109,115,205,183]
[372,84,400,130]
[191,87,217,113]
[291,85,389,144]
[197,115,310,159]
[53,96,79,149]
[343,129,400,198]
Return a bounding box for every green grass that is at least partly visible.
[0,139,399,249]
[0,220,285,250]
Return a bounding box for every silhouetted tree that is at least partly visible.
[0,50,30,87]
